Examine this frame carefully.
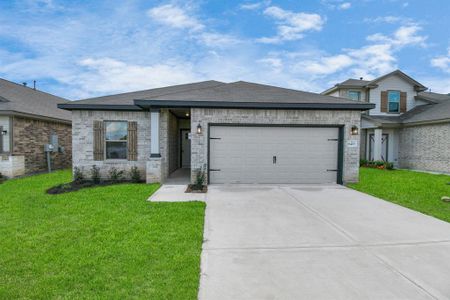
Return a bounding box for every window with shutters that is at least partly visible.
[387,90,400,113]
[105,121,128,159]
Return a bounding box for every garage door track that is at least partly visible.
[199,184,450,299]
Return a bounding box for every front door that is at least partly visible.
[369,134,389,161]
[180,129,191,168]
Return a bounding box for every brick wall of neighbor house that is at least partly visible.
[72,110,151,179]
[399,123,450,173]
[191,108,362,184]
[11,116,72,174]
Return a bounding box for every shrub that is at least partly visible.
[109,167,125,182]
[361,160,394,170]
[129,166,141,183]
[0,172,6,184]
[194,165,206,190]
[90,165,101,183]
[73,167,84,183]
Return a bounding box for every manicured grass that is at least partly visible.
[0,170,205,299]
[348,168,450,223]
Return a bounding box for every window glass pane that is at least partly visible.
[348,91,360,101]
[388,91,400,102]
[389,102,399,112]
[105,122,127,141]
[106,141,127,159]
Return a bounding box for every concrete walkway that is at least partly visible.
[199,184,450,299]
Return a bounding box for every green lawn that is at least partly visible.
[348,168,450,223]
[0,170,205,299]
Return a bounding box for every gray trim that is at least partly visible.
[0,125,3,153]
[9,116,13,154]
[135,99,374,110]
[206,123,345,185]
[57,104,142,111]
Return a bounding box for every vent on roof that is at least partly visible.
[0,95,10,102]
[22,82,27,87]
[360,77,363,80]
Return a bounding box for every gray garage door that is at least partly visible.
[209,126,340,184]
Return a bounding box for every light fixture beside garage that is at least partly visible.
[197,123,203,134]
[1,129,7,135]
[351,126,359,135]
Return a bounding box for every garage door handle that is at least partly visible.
[273,156,277,164]
[209,169,221,172]
[327,169,338,172]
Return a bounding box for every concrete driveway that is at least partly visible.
[199,184,450,300]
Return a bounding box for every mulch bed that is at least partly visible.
[47,180,143,194]
[185,184,208,193]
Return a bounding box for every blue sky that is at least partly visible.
[0,0,449,99]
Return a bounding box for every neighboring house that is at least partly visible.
[322,70,450,174]
[59,81,373,185]
[0,79,72,177]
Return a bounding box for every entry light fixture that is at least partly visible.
[1,129,7,136]
[197,123,202,135]
[351,126,359,135]
[185,112,190,117]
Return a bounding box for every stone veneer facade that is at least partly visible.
[190,108,362,184]
[11,116,72,174]
[399,122,450,174]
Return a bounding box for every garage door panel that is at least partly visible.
[209,126,339,184]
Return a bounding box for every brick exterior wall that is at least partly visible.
[72,110,151,179]
[399,122,450,173]
[190,108,362,183]
[12,116,72,174]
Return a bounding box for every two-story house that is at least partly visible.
[322,70,450,174]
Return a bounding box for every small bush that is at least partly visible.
[129,166,141,183]
[109,167,125,182]
[194,165,206,190]
[90,165,101,183]
[0,172,6,184]
[73,167,84,183]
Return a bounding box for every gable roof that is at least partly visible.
[322,69,428,95]
[0,78,71,122]
[60,80,374,111]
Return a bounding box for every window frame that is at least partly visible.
[104,120,128,160]
[348,90,361,101]
[387,90,401,113]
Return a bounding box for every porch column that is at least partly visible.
[373,128,383,161]
[150,109,160,157]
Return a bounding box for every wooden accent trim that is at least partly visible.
[93,120,104,161]
[127,121,138,161]
[380,91,388,112]
[400,92,407,113]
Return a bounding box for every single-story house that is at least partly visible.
[0,78,72,177]
[59,81,374,184]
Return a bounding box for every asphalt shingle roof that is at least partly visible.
[0,78,71,122]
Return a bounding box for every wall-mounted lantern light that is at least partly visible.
[351,126,359,135]
[1,130,7,136]
[197,123,203,135]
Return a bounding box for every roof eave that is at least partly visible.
[57,104,142,111]
[134,99,375,111]
[0,110,71,124]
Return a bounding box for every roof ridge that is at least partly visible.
[75,80,225,102]
[139,81,226,100]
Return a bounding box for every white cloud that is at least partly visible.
[431,48,450,73]
[258,6,325,43]
[366,25,427,47]
[338,2,351,10]
[240,1,271,10]
[147,4,204,31]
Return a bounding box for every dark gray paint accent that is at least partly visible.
[58,104,142,111]
[134,99,374,110]
[0,125,3,153]
[207,123,345,185]
[150,153,161,158]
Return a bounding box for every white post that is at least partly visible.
[373,128,383,161]
[150,109,160,157]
